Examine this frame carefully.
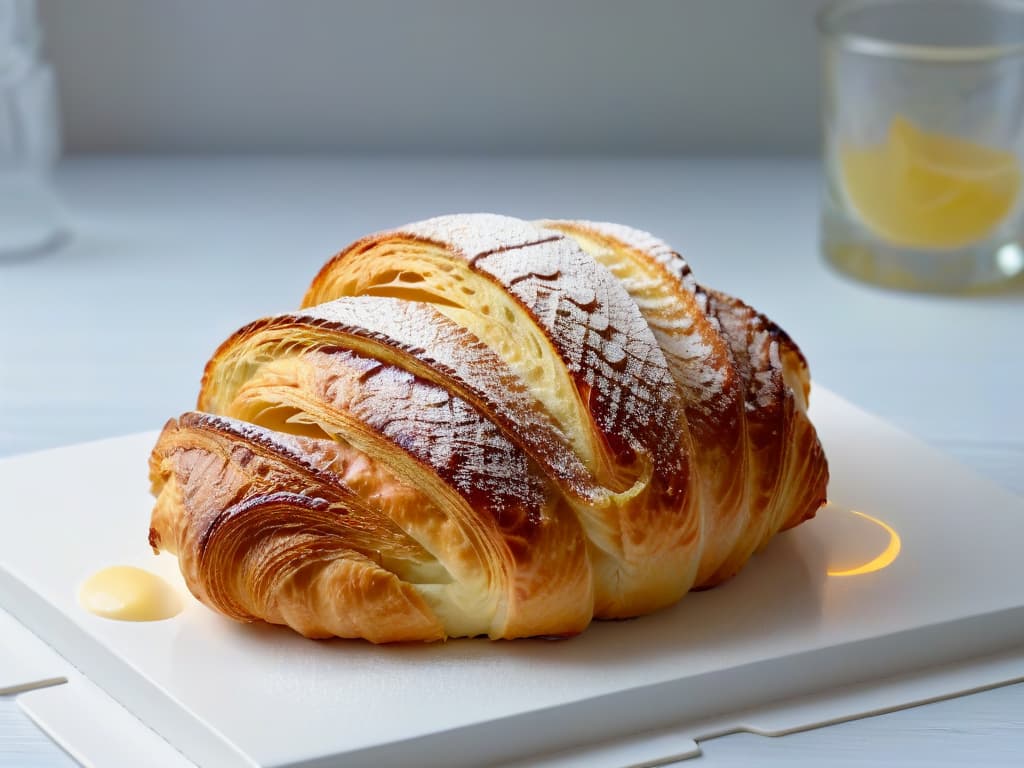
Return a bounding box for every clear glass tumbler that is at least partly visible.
[0,0,64,257]
[819,0,1024,291]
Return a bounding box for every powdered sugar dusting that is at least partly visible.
[400,213,555,261]
[555,219,698,294]
[703,289,785,411]
[473,237,684,475]
[307,349,547,518]
[540,219,730,414]
[365,214,688,476]
[277,297,595,496]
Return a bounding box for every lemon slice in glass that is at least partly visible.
[840,116,1021,250]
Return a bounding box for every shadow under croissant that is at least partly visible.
[167,523,826,680]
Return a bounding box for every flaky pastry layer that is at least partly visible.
[150,214,828,641]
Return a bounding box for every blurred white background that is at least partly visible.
[39,0,828,154]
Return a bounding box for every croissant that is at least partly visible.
[149,214,828,642]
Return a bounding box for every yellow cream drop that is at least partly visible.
[840,116,1021,249]
[79,565,182,621]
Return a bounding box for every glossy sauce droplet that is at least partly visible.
[79,566,182,621]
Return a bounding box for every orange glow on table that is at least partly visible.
[827,510,902,578]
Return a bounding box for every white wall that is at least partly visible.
[40,0,829,154]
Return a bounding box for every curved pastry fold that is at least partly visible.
[150,213,829,641]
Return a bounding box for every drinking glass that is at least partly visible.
[819,0,1024,291]
[0,0,64,257]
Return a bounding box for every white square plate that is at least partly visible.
[1,387,1022,767]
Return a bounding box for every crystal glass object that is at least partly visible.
[0,0,64,257]
[819,0,1024,291]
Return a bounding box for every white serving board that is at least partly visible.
[18,668,194,768]
[1,387,1023,768]
[0,607,68,694]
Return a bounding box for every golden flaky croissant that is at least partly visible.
[148,214,828,642]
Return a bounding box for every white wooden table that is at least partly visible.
[1,156,1022,766]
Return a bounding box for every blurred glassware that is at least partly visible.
[819,0,1024,292]
[0,0,64,257]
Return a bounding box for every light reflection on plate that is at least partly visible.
[822,507,902,578]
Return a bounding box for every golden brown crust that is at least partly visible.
[149,414,446,642]
[199,297,597,502]
[301,216,699,615]
[538,220,750,587]
[696,288,828,582]
[150,214,829,642]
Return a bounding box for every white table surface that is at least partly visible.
[1,155,1022,766]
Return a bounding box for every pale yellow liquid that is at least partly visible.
[79,565,182,621]
[840,116,1021,250]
